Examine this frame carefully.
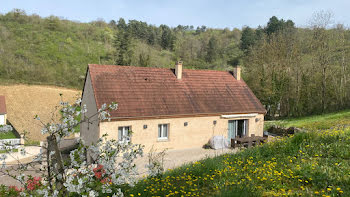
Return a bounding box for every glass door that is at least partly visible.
[228,119,247,139]
[228,120,237,145]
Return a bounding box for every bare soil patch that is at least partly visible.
[0,84,81,141]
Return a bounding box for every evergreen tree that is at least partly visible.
[108,20,117,29]
[160,25,173,50]
[206,36,218,63]
[147,29,156,45]
[114,18,132,65]
[240,26,257,52]
[265,16,295,35]
[116,18,127,31]
[265,16,281,35]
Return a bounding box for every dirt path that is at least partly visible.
[0,84,81,141]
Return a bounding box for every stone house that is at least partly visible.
[80,62,266,151]
[0,96,7,125]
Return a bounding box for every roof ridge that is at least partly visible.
[88,64,232,73]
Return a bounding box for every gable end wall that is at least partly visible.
[80,71,100,146]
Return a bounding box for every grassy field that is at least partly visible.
[126,128,350,196]
[265,110,350,130]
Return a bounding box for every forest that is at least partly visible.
[0,9,349,118]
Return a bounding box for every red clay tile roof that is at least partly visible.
[0,95,6,114]
[87,64,265,119]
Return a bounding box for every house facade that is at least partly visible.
[0,96,7,125]
[80,63,266,151]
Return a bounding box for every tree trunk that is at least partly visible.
[47,135,66,194]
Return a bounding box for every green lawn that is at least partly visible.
[24,139,40,146]
[0,131,17,139]
[265,109,350,130]
[0,131,19,153]
[0,149,18,154]
[126,128,350,196]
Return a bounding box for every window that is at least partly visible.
[118,126,131,142]
[158,124,169,140]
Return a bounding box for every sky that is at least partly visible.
[1,0,349,28]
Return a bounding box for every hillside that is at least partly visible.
[0,85,80,141]
[0,11,115,88]
[0,10,350,118]
[0,9,241,90]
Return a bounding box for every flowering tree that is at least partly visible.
[146,147,167,178]
[0,96,144,196]
[0,125,13,133]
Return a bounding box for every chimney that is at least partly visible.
[233,66,241,80]
[175,61,183,79]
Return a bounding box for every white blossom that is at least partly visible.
[2,98,143,196]
[0,125,13,133]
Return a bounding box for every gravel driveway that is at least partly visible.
[135,147,237,177]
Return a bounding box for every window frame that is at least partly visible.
[158,123,169,141]
[118,126,131,143]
